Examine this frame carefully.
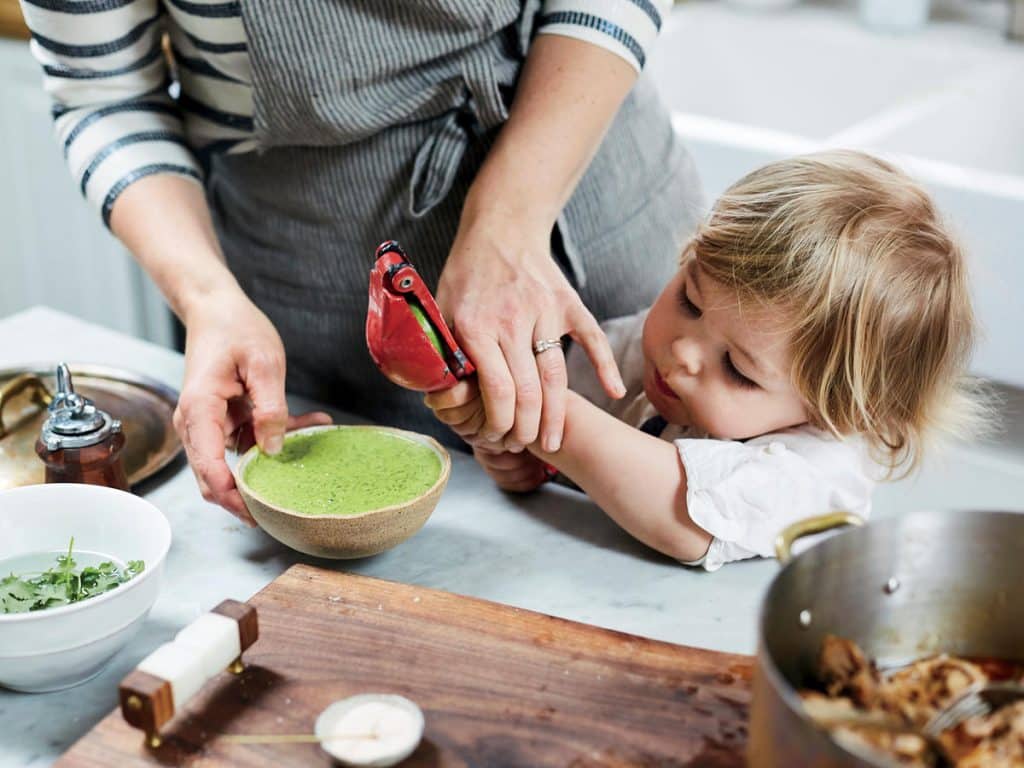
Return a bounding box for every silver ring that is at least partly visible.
[532,338,563,356]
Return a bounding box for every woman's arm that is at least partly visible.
[110,174,235,321]
[462,33,639,231]
[530,392,713,562]
[17,2,308,521]
[436,1,670,453]
[436,34,641,456]
[109,175,331,523]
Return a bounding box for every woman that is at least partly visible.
[20,0,703,523]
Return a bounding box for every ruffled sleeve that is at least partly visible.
[675,428,876,571]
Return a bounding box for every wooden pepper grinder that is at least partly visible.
[35,363,129,490]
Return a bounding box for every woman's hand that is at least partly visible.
[436,216,624,455]
[174,291,331,524]
[472,444,549,493]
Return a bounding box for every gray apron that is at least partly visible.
[206,0,704,447]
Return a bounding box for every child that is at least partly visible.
[426,151,987,570]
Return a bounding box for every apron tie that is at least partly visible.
[407,110,470,219]
[407,45,511,219]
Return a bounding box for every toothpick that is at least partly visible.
[221,732,380,745]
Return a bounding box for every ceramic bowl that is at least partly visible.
[235,425,450,559]
[0,483,171,692]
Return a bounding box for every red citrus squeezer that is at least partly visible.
[366,240,475,392]
[366,240,559,482]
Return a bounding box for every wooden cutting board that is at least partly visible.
[58,564,753,767]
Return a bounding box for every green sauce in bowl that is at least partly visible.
[243,428,442,516]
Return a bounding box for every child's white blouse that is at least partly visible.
[566,311,878,571]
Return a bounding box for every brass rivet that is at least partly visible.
[126,694,142,711]
[228,658,245,675]
[147,733,162,749]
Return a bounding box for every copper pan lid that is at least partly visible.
[0,363,181,490]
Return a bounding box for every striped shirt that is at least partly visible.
[18,0,670,226]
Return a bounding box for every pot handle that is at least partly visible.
[774,511,866,565]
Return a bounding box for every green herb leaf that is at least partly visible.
[0,539,145,614]
[0,575,34,613]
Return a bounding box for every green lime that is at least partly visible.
[409,302,444,357]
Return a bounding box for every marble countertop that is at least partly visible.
[0,306,778,767]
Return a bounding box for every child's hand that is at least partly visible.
[424,380,487,445]
[472,444,549,492]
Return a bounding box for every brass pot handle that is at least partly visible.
[0,373,52,439]
[774,511,866,565]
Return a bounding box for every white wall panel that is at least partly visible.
[0,39,174,348]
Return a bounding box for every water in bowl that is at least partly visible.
[0,549,127,578]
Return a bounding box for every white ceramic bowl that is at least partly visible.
[0,483,171,692]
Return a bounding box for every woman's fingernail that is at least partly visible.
[543,436,561,453]
[486,432,501,443]
[265,435,283,454]
[507,442,523,454]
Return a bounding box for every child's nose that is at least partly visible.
[671,337,703,376]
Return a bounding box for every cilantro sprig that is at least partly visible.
[0,538,143,614]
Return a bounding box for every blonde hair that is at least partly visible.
[690,150,989,475]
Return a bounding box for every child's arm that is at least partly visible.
[426,382,711,561]
[530,391,712,562]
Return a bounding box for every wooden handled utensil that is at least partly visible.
[118,599,258,748]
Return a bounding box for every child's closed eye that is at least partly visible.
[723,352,758,389]
[678,284,702,318]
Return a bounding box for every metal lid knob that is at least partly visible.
[39,363,121,450]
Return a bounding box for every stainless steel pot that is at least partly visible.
[748,509,1024,767]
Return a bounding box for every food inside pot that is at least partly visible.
[800,635,1024,767]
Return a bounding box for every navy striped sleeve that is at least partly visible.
[537,0,671,72]
[19,0,206,219]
